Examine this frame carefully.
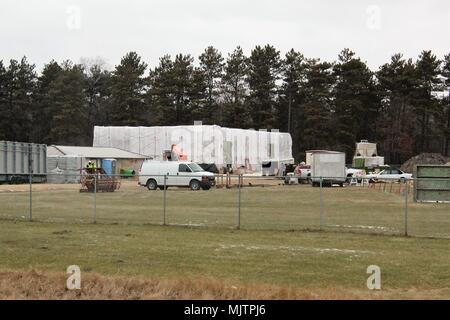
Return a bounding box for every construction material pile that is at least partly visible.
[401,153,449,173]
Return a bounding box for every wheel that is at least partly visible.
[146,179,157,190]
[189,179,201,191]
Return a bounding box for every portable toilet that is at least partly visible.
[102,159,117,176]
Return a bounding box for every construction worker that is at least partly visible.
[86,161,96,173]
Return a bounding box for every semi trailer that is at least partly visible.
[0,141,47,184]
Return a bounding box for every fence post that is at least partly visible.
[29,172,32,222]
[319,176,324,230]
[28,144,33,221]
[93,175,97,224]
[404,180,409,236]
[163,174,167,226]
[237,174,241,230]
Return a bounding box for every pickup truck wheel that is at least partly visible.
[146,179,157,190]
[190,179,201,191]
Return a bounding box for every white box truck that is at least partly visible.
[138,160,215,191]
[307,150,346,187]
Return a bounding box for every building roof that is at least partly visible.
[306,150,344,154]
[48,145,149,159]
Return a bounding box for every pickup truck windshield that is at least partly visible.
[188,163,205,172]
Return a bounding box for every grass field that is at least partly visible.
[1,182,450,299]
[1,221,450,299]
[1,182,449,237]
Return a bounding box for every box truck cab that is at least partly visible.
[138,161,215,191]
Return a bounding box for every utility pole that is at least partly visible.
[447,87,450,156]
[288,90,292,134]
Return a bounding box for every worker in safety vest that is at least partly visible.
[86,161,96,173]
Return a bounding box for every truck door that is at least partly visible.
[159,164,176,186]
[177,163,192,186]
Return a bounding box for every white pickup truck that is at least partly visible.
[284,164,311,184]
[365,168,412,183]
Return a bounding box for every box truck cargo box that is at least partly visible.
[308,150,346,187]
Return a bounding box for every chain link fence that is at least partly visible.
[0,173,449,238]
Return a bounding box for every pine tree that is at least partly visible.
[172,54,196,125]
[247,45,281,129]
[0,60,8,140]
[148,55,176,125]
[0,57,37,142]
[84,63,112,139]
[279,49,307,158]
[413,50,441,153]
[149,54,198,125]
[301,59,335,154]
[47,61,89,145]
[110,52,148,125]
[377,54,417,163]
[33,60,63,143]
[333,49,380,159]
[442,53,450,156]
[221,46,250,128]
[198,46,224,123]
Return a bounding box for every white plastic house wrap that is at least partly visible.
[93,125,293,173]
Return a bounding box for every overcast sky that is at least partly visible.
[1,0,449,72]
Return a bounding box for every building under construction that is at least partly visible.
[93,125,293,174]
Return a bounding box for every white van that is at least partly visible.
[138,161,215,191]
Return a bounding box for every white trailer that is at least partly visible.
[308,150,346,187]
[0,141,47,184]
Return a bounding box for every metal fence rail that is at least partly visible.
[0,173,449,238]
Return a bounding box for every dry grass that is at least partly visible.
[0,268,385,300]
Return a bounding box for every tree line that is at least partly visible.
[1,46,449,164]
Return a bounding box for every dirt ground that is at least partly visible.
[0,176,283,193]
